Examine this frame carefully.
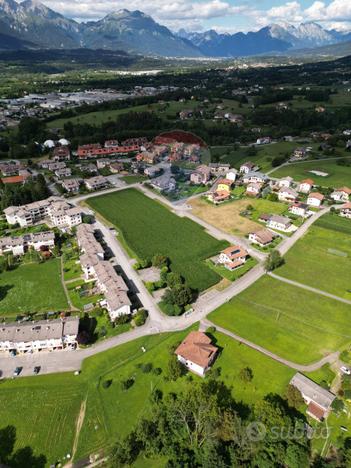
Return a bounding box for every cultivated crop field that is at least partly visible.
[272,159,351,187]
[278,214,351,299]
[209,275,351,364]
[87,189,228,291]
[189,197,287,236]
[0,259,69,316]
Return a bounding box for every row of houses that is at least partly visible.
[4,196,82,229]
[0,316,79,354]
[0,231,55,256]
[77,224,132,321]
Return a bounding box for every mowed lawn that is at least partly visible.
[87,189,228,291]
[0,375,85,466]
[278,214,351,299]
[0,327,294,465]
[189,197,287,236]
[273,159,351,187]
[209,275,351,364]
[0,259,69,315]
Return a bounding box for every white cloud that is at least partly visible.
[35,0,351,32]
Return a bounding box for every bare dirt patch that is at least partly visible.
[189,198,260,236]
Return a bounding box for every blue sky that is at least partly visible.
[43,0,351,32]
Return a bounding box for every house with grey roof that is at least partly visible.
[0,316,79,354]
[290,373,335,421]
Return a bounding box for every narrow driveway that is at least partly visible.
[269,272,351,305]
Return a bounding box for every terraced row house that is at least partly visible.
[0,316,79,354]
[77,224,132,321]
[0,231,55,256]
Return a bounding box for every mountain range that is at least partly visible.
[1,0,351,57]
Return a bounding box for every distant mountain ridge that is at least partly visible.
[0,1,201,56]
[179,22,351,57]
[0,0,351,58]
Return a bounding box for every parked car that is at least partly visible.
[340,366,351,375]
[13,367,22,377]
[10,350,16,357]
[33,366,41,375]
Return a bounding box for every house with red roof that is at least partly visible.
[175,331,218,376]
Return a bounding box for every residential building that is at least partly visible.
[62,178,80,193]
[39,160,66,171]
[290,373,335,421]
[307,192,324,207]
[175,331,218,376]
[96,159,111,169]
[239,161,258,174]
[330,187,351,203]
[4,196,82,229]
[218,245,249,270]
[289,202,309,217]
[110,162,124,174]
[278,187,298,203]
[0,316,79,354]
[298,179,314,194]
[248,229,276,247]
[207,190,231,204]
[0,231,55,256]
[85,175,108,191]
[243,171,268,185]
[53,146,70,161]
[246,182,262,197]
[150,174,176,192]
[266,215,292,232]
[78,227,131,321]
[278,176,293,188]
[217,178,233,192]
[291,147,307,161]
[190,165,211,185]
[77,143,140,159]
[208,163,231,176]
[339,202,351,219]
[55,167,72,179]
[226,169,238,182]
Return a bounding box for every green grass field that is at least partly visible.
[87,189,228,291]
[272,159,351,187]
[209,275,351,364]
[0,327,295,465]
[0,259,69,316]
[278,214,351,299]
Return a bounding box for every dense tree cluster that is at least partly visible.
[111,380,314,467]
[0,174,50,210]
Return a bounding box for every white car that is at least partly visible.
[340,366,351,375]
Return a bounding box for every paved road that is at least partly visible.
[269,272,351,305]
[203,319,340,372]
[278,206,330,256]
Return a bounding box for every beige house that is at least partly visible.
[298,179,314,194]
[85,175,109,191]
[278,187,298,203]
[248,229,276,247]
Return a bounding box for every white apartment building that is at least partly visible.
[4,196,82,229]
